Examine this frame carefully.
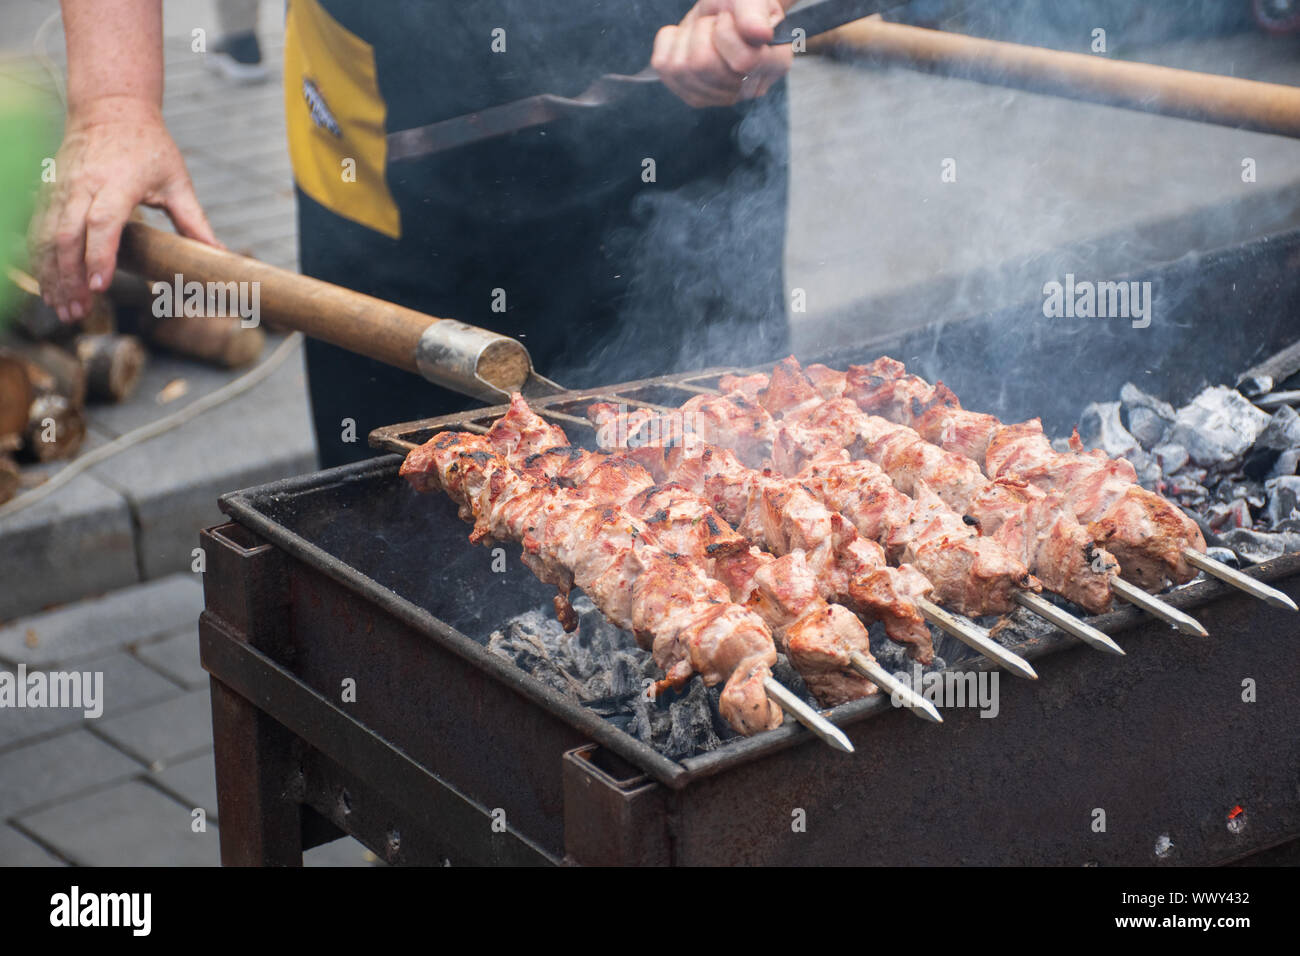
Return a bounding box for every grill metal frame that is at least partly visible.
[202,362,1300,865]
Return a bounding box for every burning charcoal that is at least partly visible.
[1205,499,1253,532]
[1152,442,1189,476]
[772,655,813,703]
[1244,405,1300,480]
[1219,528,1300,565]
[1265,476,1300,528]
[1079,401,1141,460]
[1166,468,1209,506]
[1120,383,1175,450]
[1167,386,1272,468]
[1213,478,1265,509]
[1273,448,1300,480]
[663,681,723,758]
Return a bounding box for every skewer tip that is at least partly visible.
[850,652,944,723]
[763,676,855,753]
[1182,548,1298,613]
[917,596,1038,679]
[1012,589,1126,656]
[1110,576,1209,637]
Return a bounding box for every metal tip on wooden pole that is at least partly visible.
[763,677,855,753]
[1183,548,1298,612]
[849,651,943,723]
[1110,577,1209,637]
[916,596,1038,679]
[1013,590,1126,656]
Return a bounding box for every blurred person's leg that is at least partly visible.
[208,0,267,84]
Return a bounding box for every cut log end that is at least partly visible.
[21,395,86,463]
[77,334,147,403]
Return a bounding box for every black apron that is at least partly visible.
[293,0,790,467]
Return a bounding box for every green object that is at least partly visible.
[0,78,55,326]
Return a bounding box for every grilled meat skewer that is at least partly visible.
[484,396,879,706]
[587,402,937,663]
[715,358,1120,615]
[620,392,1041,618]
[400,432,783,735]
[835,357,1208,591]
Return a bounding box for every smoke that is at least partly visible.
[783,1,1300,427]
[550,83,794,386]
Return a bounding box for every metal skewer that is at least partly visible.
[1251,388,1300,411]
[1182,548,1298,612]
[1110,577,1209,637]
[849,651,943,723]
[916,596,1038,679]
[763,677,855,752]
[1013,590,1126,655]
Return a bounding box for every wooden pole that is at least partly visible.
[117,222,533,397]
[811,18,1300,139]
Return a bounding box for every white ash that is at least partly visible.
[487,594,821,760]
[1166,386,1271,468]
[1079,401,1141,460]
[1245,405,1300,480]
[1265,476,1300,527]
[1120,383,1176,450]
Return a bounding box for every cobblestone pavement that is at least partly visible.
[1,2,372,865]
[0,574,377,865]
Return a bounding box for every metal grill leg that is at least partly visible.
[210,676,304,866]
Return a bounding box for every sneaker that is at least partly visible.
[206,31,269,85]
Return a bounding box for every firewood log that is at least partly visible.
[21,394,86,462]
[77,334,147,402]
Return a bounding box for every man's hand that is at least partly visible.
[30,95,216,321]
[652,0,795,108]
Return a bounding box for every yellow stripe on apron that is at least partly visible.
[283,0,400,239]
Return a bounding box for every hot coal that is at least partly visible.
[485,595,959,758]
[1079,401,1141,460]
[1119,383,1176,450]
[1166,386,1272,469]
[487,594,819,759]
[1074,375,1300,568]
[1217,528,1300,565]
[1244,405,1300,480]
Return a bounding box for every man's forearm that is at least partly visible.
[61,0,164,116]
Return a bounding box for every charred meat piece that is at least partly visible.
[400,431,782,735]
[485,395,878,705]
[589,402,936,663]
[848,357,1206,589]
[732,357,1117,614]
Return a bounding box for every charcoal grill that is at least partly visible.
[201,357,1300,866]
[200,217,1300,866]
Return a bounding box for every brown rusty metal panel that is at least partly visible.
[562,746,670,866]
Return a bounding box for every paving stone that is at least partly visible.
[134,629,206,690]
[18,780,221,867]
[0,575,204,668]
[89,351,316,579]
[0,650,182,749]
[0,469,138,623]
[0,730,141,820]
[0,825,65,866]
[93,687,213,768]
[150,751,217,821]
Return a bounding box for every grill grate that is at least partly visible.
[369,366,749,455]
